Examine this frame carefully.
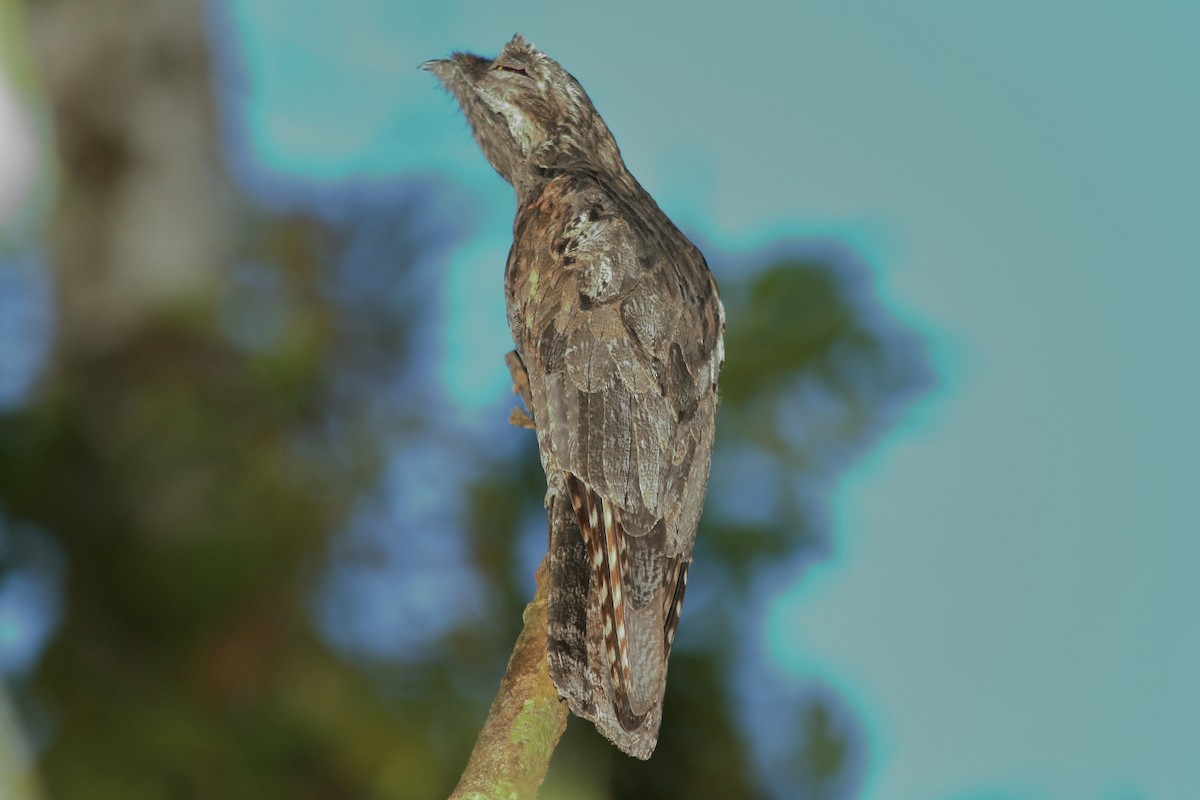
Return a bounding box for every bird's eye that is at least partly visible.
[494,63,529,76]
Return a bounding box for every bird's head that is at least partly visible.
[423,35,620,187]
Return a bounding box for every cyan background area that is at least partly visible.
[3,2,1197,797]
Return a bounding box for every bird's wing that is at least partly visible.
[508,175,723,730]
[511,177,722,544]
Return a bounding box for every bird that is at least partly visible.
[424,34,724,759]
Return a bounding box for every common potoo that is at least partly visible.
[424,35,724,759]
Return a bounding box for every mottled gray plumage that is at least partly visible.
[424,35,723,759]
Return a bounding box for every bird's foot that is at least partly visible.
[508,407,536,430]
[505,350,535,430]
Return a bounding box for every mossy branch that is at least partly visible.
[449,560,568,799]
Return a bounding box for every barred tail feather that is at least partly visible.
[552,473,684,758]
[566,474,645,731]
[663,558,688,656]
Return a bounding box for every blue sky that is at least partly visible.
[5,2,1200,797]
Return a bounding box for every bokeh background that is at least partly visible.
[1,2,1197,798]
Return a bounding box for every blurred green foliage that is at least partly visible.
[0,4,928,798]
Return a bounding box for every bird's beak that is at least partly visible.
[419,58,452,78]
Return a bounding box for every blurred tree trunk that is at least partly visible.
[33,0,227,358]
